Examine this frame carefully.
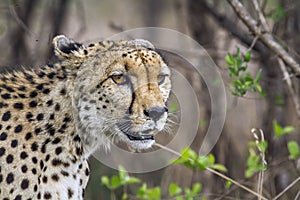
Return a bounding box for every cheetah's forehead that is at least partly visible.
[84,39,156,55]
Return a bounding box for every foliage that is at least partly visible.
[101,166,141,190]
[273,120,295,139]
[225,48,264,96]
[288,141,300,159]
[172,147,227,172]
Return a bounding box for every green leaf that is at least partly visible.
[122,193,128,200]
[148,187,161,200]
[110,175,121,189]
[254,69,262,83]
[101,176,110,188]
[191,183,202,195]
[288,141,300,159]
[244,51,251,62]
[169,183,182,197]
[126,177,141,184]
[225,54,234,65]
[211,164,227,172]
[225,180,232,189]
[282,126,295,134]
[257,140,268,153]
[273,120,294,139]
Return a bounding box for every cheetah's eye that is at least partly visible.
[158,74,167,85]
[111,74,128,85]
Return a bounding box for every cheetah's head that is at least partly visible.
[53,35,171,152]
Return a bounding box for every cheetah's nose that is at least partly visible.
[144,106,168,121]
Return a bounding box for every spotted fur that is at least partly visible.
[0,35,171,199]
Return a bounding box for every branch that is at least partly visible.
[227,0,300,75]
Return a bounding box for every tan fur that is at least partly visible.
[0,35,171,199]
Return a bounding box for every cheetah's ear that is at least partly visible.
[52,35,87,60]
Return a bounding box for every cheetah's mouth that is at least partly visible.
[116,123,155,141]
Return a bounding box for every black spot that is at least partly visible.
[21,179,29,189]
[20,151,28,159]
[0,102,8,108]
[34,184,38,192]
[0,132,7,140]
[25,132,33,140]
[3,85,14,92]
[24,73,33,81]
[21,165,28,173]
[55,104,60,111]
[44,193,52,199]
[55,147,62,155]
[84,49,88,55]
[6,154,13,163]
[14,195,21,200]
[36,84,44,90]
[32,168,37,174]
[61,170,69,176]
[88,43,95,47]
[42,88,50,94]
[1,93,11,99]
[13,102,24,110]
[14,125,23,133]
[29,91,38,98]
[73,135,81,142]
[26,112,33,120]
[2,111,11,121]
[76,147,82,155]
[47,72,56,79]
[46,100,53,106]
[40,160,44,169]
[45,154,50,162]
[35,128,42,134]
[63,116,71,122]
[6,173,14,184]
[0,147,5,157]
[36,113,44,121]
[37,71,46,78]
[48,128,55,136]
[11,140,18,148]
[51,174,59,181]
[29,101,38,108]
[18,93,26,98]
[52,137,61,144]
[0,174,2,183]
[42,176,48,183]
[68,188,74,198]
[31,142,38,151]
[0,124,2,130]
[122,53,127,57]
[32,157,38,164]
[49,114,55,120]
[52,159,62,166]
[102,105,107,109]
[18,86,27,91]
[85,168,90,176]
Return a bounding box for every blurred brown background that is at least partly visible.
[0,0,300,199]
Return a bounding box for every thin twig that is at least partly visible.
[227,0,300,75]
[251,128,267,200]
[273,176,300,200]
[277,58,300,118]
[153,142,268,200]
[251,0,270,32]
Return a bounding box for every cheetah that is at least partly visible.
[0,35,171,199]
